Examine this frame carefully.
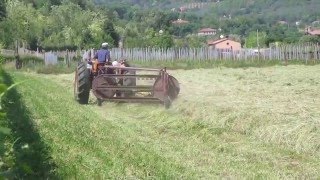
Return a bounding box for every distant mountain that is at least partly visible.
[212,0,320,24]
[94,0,217,9]
[94,0,320,24]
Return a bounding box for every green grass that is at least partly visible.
[2,64,320,178]
[0,68,56,178]
[0,55,43,64]
[0,68,14,177]
[4,61,78,74]
[35,62,77,74]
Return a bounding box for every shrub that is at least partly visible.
[0,54,4,64]
[36,61,77,74]
[21,55,44,64]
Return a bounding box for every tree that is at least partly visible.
[299,35,320,44]
[264,25,302,45]
[3,0,45,49]
[185,35,206,48]
[103,21,120,47]
[0,0,6,21]
[149,30,174,48]
[245,31,267,48]
[44,1,105,49]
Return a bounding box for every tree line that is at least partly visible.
[0,0,320,51]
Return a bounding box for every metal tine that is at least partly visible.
[104,65,164,72]
[99,74,158,78]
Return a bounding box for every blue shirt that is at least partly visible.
[94,48,110,63]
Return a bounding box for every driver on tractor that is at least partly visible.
[90,42,112,74]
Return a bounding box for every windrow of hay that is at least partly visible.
[171,65,320,155]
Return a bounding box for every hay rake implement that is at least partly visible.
[74,62,180,108]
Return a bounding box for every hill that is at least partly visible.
[93,0,320,24]
[2,0,320,50]
[212,0,320,24]
[94,0,217,9]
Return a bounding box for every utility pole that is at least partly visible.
[15,40,22,69]
[257,29,260,60]
[256,29,259,49]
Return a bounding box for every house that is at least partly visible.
[172,19,189,25]
[305,27,320,36]
[179,6,187,12]
[278,20,288,25]
[207,38,241,51]
[198,28,217,36]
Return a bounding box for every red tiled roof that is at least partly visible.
[207,38,228,45]
[308,29,320,35]
[172,19,189,24]
[207,38,241,46]
[199,28,217,33]
[278,21,288,24]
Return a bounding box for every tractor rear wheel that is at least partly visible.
[74,62,91,104]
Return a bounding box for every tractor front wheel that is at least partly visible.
[74,62,91,104]
[164,96,172,109]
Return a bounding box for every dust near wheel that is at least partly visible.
[164,96,172,109]
[74,62,91,104]
[168,75,180,100]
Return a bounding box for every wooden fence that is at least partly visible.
[110,44,320,62]
[0,48,80,66]
[2,44,320,64]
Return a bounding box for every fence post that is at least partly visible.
[284,45,288,65]
[66,49,70,68]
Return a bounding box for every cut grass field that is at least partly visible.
[2,64,320,178]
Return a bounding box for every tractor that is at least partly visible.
[74,59,180,108]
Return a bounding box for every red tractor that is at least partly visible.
[74,60,180,108]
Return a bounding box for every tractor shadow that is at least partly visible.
[1,72,57,179]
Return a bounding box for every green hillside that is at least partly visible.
[212,0,320,23]
[1,0,320,50]
[94,0,320,23]
[94,0,215,8]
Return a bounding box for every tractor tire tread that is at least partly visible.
[75,62,91,104]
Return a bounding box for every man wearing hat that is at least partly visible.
[94,42,111,64]
[90,42,112,74]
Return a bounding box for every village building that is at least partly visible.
[305,27,320,36]
[277,20,288,25]
[198,28,217,36]
[172,19,189,25]
[179,6,187,12]
[207,38,241,51]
